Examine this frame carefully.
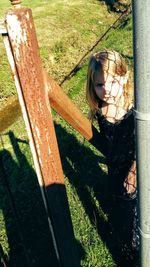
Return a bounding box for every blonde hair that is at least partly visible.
[86,50,131,118]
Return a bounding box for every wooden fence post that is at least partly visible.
[43,71,105,153]
[5,2,80,266]
[43,71,93,140]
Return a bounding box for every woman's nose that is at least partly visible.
[104,87,111,95]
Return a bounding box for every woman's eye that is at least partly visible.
[95,83,103,87]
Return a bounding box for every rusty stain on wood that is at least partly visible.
[6,8,64,186]
[6,7,80,266]
[0,68,93,140]
[3,34,62,263]
[2,21,94,146]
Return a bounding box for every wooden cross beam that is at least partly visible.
[3,4,80,267]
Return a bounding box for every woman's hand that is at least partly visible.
[124,161,137,194]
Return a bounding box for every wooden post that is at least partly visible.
[43,71,93,140]
[9,0,21,8]
[5,5,80,267]
[43,71,105,153]
[43,71,105,152]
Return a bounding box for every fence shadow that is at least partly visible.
[0,125,138,267]
[0,131,83,267]
[55,122,139,267]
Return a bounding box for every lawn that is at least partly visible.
[0,0,133,266]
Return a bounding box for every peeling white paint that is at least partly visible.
[46,132,52,155]
[38,156,42,166]
[35,137,42,166]
[39,101,43,114]
[48,145,52,156]
[34,124,44,167]
[7,14,28,61]
[25,11,30,20]
[35,125,41,139]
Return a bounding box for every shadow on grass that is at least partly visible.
[55,122,138,267]
[0,126,138,267]
[0,131,83,267]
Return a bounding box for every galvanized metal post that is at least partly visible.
[132,0,150,266]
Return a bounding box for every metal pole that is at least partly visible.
[132,1,150,266]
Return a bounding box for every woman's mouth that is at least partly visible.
[105,95,114,99]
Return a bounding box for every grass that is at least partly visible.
[0,0,133,266]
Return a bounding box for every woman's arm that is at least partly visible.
[123,160,137,194]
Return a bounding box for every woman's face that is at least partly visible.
[94,70,125,105]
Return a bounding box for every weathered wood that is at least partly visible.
[43,71,93,141]
[6,8,80,267]
[9,0,21,8]
[3,28,61,267]
[43,71,105,153]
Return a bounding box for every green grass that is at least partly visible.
[0,0,133,266]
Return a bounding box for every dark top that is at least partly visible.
[96,108,135,196]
